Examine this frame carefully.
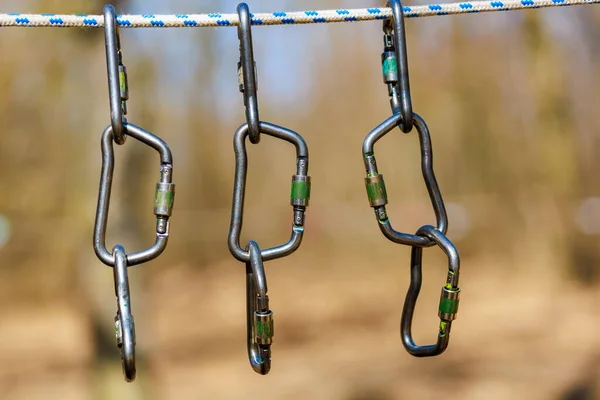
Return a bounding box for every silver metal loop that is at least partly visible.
[113,244,136,381]
[363,113,447,247]
[401,225,460,357]
[228,122,310,263]
[237,3,261,144]
[246,241,272,375]
[93,123,175,267]
[104,4,127,145]
[382,0,413,133]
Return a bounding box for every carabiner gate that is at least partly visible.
[401,225,460,357]
[113,245,136,381]
[246,241,273,375]
[363,113,447,247]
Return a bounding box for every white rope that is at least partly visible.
[0,0,597,28]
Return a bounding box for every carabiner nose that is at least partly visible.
[381,0,413,133]
[246,241,273,375]
[400,225,460,357]
[113,245,136,381]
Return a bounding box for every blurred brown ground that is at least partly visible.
[0,0,599,399]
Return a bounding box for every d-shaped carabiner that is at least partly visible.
[382,0,413,133]
[228,122,310,263]
[363,113,447,247]
[104,4,128,145]
[112,244,136,381]
[401,225,460,357]
[93,123,175,267]
[237,3,261,144]
[246,241,273,375]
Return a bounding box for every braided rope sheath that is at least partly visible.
[0,0,597,28]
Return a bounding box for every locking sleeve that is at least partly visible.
[365,174,388,207]
[154,182,175,217]
[438,286,460,321]
[291,175,311,207]
[254,310,274,345]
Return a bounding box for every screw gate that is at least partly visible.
[363,113,447,247]
[382,0,413,133]
[401,225,460,357]
[112,245,136,381]
[237,3,261,145]
[104,4,128,145]
[246,241,273,375]
[229,2,310,374]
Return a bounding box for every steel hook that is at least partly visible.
[237,3,261,144]
[382,0,413,133]
[113,245,136,381]
[104,4,128,145]
[363,113,447,247]
[246,241,273,375]
[401,225,460,357]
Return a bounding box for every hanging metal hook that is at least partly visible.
[237,3,261,144]
[104,4,128,145]
[401,225,460,357]
[228,122,310,263]
[93,123,175,267]
[363,113,447,247]
[112,244,136,381]
[382,0,413,133]
[246,241,273,375]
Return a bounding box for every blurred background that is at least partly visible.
[0,0,599,399]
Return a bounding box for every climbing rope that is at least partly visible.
[0,0,597,28]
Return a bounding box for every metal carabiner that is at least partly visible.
[401,225,460,357]
[363,113,447,247]
[246,241,273,375]
[228,122,310,263]
[237,3,261,144]
[104,4,128,145]
[112,244,136,381]
[93,123,175,267]
[382,0,413,133]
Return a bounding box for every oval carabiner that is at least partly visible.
[362,113,447,247]
[113,245,136,381]
[246,241,273,375]
[228,122,310,263]
[93,123,176,267]
[237,3,261,144]
[401,225,460,357]
[382,0,413,133]
[104,4,128,145]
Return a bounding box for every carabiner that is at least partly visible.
[363,113,447,247]
[237,3,260,144]
[228,122,310,263]
[113,244,136,381]
[246,241,273,375]
[401,225,460,357]
[93,123,175,266]
[104,4,128,145]
[382,0,413,133]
